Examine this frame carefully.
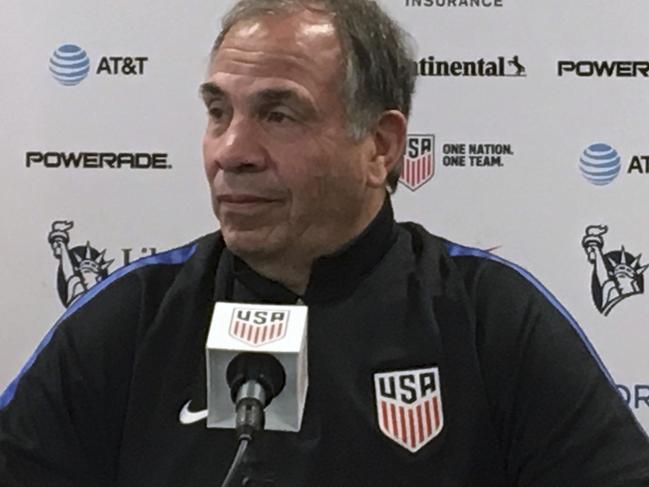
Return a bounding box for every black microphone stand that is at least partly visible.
[220,353,286,487]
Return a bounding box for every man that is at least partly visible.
[1,0,648,485]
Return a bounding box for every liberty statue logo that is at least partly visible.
[582,225,647,316]
[48,221,114,307]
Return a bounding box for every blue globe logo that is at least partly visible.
[49,44,90,86]
[579,143,621,186]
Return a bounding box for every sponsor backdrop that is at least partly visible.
[1,0,648,433]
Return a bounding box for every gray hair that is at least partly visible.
[210,0,416,192]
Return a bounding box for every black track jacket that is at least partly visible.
[1,202,648,486]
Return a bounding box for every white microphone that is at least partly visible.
[206,302,308,433]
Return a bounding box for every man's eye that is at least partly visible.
[266,111,292,123]
[209,108,224,120]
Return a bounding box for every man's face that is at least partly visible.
[202,9,378,264]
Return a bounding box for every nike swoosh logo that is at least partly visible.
[179,400,208,425]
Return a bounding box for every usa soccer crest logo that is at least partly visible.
[229,308,289,347]
[399,134,435,191]
[374,366,443,453]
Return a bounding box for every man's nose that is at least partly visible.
[209,116,267,173]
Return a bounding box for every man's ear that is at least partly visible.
[366,110,408,189]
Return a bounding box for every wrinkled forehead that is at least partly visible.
[209,9,345,87]
[225,8,337,47]
[208,10,344,101]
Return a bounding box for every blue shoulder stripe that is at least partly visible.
[0,242,197,410]
[445,241,614,385]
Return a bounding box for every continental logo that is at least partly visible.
[416,55,525,77]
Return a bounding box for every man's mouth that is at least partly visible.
[216,194,284,215]
[217,194,278,204]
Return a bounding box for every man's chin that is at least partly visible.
[221,228,280,260]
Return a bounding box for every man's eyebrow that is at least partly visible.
[254,89,316,115]
[198,84,316,116]
[199,82,225,102]
[254,89,299,103]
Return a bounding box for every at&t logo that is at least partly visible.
[579,143,621,186]
[579,142,649,185]
[49,44,91,86]
[48,43,149,86]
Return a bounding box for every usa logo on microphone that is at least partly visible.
[229,308,289,347]
[374,366,443,453]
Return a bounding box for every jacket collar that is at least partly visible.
[220,196,397,305]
